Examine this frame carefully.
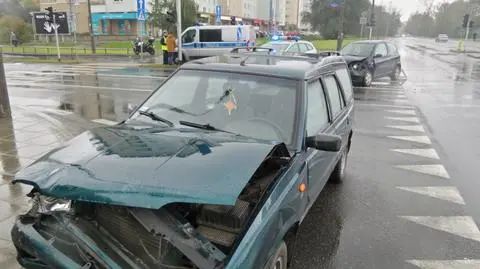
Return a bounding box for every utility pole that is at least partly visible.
[46,7,61,61]
[385,1,392,37]
[0,54,11,118]
[87,0,96,53]
[176,0,183,62]
[336,0,346,51]
[68,0,77,44]
[369,0,376,39]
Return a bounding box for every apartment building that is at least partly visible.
[195,0,219,14]
[297,0,311,29]
[285,0,298,27]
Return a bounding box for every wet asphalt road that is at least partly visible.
[2,38,480,268]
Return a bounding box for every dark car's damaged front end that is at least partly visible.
[344,56,374,85]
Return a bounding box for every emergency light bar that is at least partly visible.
[270,35,301,41]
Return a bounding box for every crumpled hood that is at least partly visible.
[14,125,284,209]
[341,55,369,64]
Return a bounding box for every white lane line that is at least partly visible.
[357,103,414,109]
[385,116,420,123]
[386,125,425,132]
[397,186,466,205]
[7,82,152,92]
[91,119,118,125]
[386,109,416,115]
[400,216,480,243]
[391,148,440,159]
[388,136,432,144]
[396,164,450,179]
[406,259,480,269]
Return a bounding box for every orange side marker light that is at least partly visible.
[299,183,306,193]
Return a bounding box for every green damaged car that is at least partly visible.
[11,53,354,269]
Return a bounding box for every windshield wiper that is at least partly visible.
[179,120,239,135]
[138,110,174,127]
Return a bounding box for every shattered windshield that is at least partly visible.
[129,70,299,145]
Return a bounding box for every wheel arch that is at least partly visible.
[283,222,300,267]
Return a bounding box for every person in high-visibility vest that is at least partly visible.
[161,31,168,64]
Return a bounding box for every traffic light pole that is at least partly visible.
[465,18,471,41]
[87,0,96,54]
[176,0,182,62]
[53,14,61,61]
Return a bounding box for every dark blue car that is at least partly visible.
[11,53,354,269]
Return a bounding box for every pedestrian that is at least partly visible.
[166,32,176,65]
[10,32,18,47]
[474,33,477,42]
[161,31,168,65]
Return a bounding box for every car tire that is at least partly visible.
[362,70,373,87]
[329,147,348,184]
[390,65,401,81]
[264,241,288,269]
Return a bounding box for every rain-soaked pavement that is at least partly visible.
[1,38,480,268]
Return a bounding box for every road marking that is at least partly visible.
[400,216,480,243]
[92,119,118,125]
[385,116,420,123]
[396,164,450,179]
[391,148,440,159]
[388,135,432,144]
[396,186,465,205]
[406,259,480,269]
[386,125,425,132]
[386,109,416,115]
[357,103,414,109]
[7,82,152,92]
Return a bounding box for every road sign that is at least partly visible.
[360,17,367,25]
[137,0,146,21]
[33,12,69,34]
[215,5,222,23]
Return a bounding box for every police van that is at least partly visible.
[178,25,256,61]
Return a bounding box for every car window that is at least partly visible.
[134,70,299,145]
[387,43,398,55]
[324,75,344,118]
[298,43,310,53]
[306,79,329,136]
[286,44,300,53]
[374,43,388,57]
[335,68,353,103]
[199,29,222,42]
[261,42,290,53]
[182,29,196,43]
[306,43,314,51]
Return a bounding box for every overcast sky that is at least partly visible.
[383,0,456,22]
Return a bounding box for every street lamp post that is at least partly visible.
[336,0,347,51]
[0,54,11,118]
[87,0,96,54]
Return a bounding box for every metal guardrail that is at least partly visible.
[0,46,133,56]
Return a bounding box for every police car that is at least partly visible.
[260,35,317,56]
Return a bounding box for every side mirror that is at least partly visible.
[374,54,383,58]
[305,134,342,152]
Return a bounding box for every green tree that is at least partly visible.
[372,5,402,37]
[303,0,370,39]
[0,15,33,44]
[404,12,435,37]
[148,0,198,34]
[18,0,40,13]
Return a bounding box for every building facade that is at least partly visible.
[38,0,91,34]
[90,0,153,36]
[297,0,311,30]
[285,0,299,27]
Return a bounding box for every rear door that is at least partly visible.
[322,73,349,150]
[198,28,224,57]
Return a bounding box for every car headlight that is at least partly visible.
[352,64,359,69]
[31,194,72,214]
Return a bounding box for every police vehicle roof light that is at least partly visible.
[270,35,301,41]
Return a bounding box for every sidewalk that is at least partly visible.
[0,104,99,268]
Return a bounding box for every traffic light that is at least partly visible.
[45,6,53,23]
[166,11,176,23]
[463,14,470,28]
[230,16,236,25]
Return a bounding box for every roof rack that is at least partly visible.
[301,51,341,59]
[230,47,274,54]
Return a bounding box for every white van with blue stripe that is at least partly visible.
[179,25,256,61]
